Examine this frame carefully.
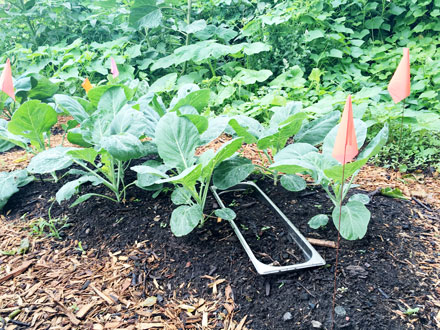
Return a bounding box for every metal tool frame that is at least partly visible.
[211,181,326,275]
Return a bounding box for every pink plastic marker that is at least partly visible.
[110,57,119,78]
[0,58,15,100]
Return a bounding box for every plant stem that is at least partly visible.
[331,150,347,329]
[182,0,192,75]
[71,160,115,192]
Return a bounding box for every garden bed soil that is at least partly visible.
[2,169,439,329]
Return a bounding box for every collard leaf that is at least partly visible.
[8,100,57,150]
[156,164,202,187]
[87,85,133,108]
[54,94,89,123]
[56,175,100,204]
[67,128,92,147]
[101,133,147,161]
[214,208,236,221]
[171,187,192,205]
[155,113,200,171]
[182,114,208,134]
[200,116,230,145]
[228,115,263,143]
[280,174,307,192]
[324,158,368,183]
[349,193,370,204]
[28,76,58,99]
[149,73,177,93]
[308,214,329,229]
[274,143,318,163]
[358,124,388,159]
[269,102,302,127]
[0,170,33,211]
[97,86,128,117]
[67,148,98,164]
[171,89,211,113]
[0,119,29,150]
[202,137,243,178]
[295,111,340,145]
[170,204,203,237]
[212,156,254,190]
[132,161,168,188]
[129,0,162,30]
[110,108,150,137]
[27,147,75,174]
[257,113,306,151]
[332,201,370,240]
[380,187,408,200]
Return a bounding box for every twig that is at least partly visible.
[307,238,337,249]
[0,260,34,284]
[411,197,433,212]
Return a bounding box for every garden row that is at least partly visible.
[1,80,387,241]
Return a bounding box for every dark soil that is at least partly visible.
[4,171,436,329]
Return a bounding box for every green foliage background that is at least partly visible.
[1,0,440,170]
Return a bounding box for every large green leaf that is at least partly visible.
[182,114,208,134]
[8,100,57,150]
[56,175,100,204]
[170,204,203,237]
[324,158,368,182]
[212,156,254,190]
[27,147,75,174]
[101,133,148,161]
[280,174,307,192]
[129,0,162,30]
[156,164,202,187]
[295,111,340,145]
[149,73,177,93]
[155,113,200,171]
[228,115,263,144]
[54,94,89,123]
[0,119,28,151]
[269,102,302,127]
[132,161,169,188]
[0,170,33,211]
[28,76,58,100]
[358,124,389,159]
[97,86,128,117]
[202,137,243,178]
[233,69,273,85]
[332,201,370,240]
[87,85,133,108]
[200,116,230,145]
[171,89,211,114]
[274,143,318,163]
[257,113,306,151]
[110,108,149,137]
[67,148,98,164]
[66,128,92,147]
[171,187,193,205]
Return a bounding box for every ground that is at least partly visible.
[0,129,439,330]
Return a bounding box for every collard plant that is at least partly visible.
[132,112,254,237]
[27,86,156,206]
[270,121,389,240]
[129,84,255,236]
[228,102,340,192]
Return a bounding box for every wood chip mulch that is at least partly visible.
[0,220,249,330]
